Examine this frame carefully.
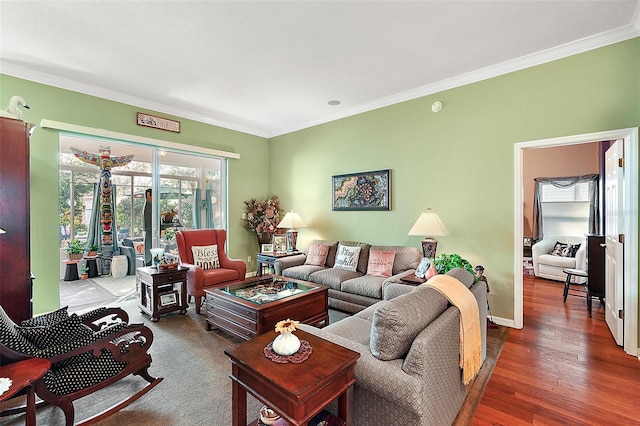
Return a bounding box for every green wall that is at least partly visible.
[1,37,639,321]
[0,74,269,315]
[270,37,640,321]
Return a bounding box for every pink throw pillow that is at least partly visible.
[305,244,330,266]
[367,249,396,277]
[133,242,144,255]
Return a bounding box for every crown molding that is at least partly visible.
[0,62,271,138]
[270,24,640,137]
[3,22,638,140]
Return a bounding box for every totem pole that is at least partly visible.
[71,146,133,274]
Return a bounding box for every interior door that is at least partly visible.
[604,139,624,346]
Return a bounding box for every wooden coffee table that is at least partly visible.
[204,275,328,340]
[224,329,360,426]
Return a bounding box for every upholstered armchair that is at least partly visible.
[175,229,246,314]
[532,236,587,283]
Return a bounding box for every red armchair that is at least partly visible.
[176,229,246,314]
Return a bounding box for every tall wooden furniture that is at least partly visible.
[0,118,34,323]
[587,234,606,304]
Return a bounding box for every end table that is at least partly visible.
[0,358,51,426]
[137,266,188,321]
[256,251,301,276]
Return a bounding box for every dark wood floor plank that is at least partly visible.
[472,276,640,424]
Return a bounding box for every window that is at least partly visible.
[59,135,227,251]
[533,175,599,240]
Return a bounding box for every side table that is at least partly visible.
[256,252,301,276]
[0,358,51,426]
[62,260,79,281]
[225,329,360,426]
[84,255,99,278]
[137,266,188,321]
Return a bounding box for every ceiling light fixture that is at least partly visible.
[328,100,341,106]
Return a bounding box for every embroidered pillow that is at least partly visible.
[191,245,220,270]
[20,306,69,327]
[134,242,145,255]
[564,243,581,258]
[16,314,93,349]
[367,250,396,277]
[304,244,330,266]
[333,245,361,272]
[550,242,568,257]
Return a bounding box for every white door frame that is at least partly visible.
[514,128,638,357]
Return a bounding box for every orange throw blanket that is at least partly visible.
[427,274,482,385]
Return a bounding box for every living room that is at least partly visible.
[1,2,639,424]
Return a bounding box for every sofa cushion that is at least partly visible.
[20,306,69,327]
[16,314,93,349]
[191,245,220,270]
[341,275,386,299]
[367,249,395,277]
[309,268,362,290]
[370,287,448,360]
[305,243,330,266]
[321,315,373,346]
[538,253,577,268]
[334,245,362,272]
[550,241,581,258]
[304,240,338,267]
[282,264,327,281]
[370,245,421,275]
[338,241,371,274]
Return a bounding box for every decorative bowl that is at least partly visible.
[259,405,280,425]
[158,263,178,271]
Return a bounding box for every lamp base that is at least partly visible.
[421,238,438,259]
[286,230,299,252]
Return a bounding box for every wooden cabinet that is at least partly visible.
[587,235,605,298]
[0,118,34,323]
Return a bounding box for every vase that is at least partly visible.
[272,332,300,356]
[256,232,273,247]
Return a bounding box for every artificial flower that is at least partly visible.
[275,318,300,334]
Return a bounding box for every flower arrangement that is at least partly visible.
[243,196,282,234]
[275,318,300,334]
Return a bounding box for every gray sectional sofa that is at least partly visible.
[274,240,422,313]
[298,268,488,426]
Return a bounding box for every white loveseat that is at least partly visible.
[532,236,587,283]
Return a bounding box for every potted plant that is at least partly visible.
[433,253,476,278]
[243,196,282,246]
[80,264,89,280]
[86,243,99,257]
[66,239,84,261]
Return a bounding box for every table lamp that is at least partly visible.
[408,208,449,259]
[277,211,307,252]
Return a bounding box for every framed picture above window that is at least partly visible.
[332,169,391,211]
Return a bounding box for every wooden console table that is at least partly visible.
[137,266,188,321]
[224,329,360,426]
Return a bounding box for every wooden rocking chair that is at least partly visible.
[0,305,163,425]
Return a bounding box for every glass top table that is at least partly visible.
[220,276,317,305]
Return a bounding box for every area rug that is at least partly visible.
[1,301,508,426]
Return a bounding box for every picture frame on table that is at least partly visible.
[272,235,288,253]
[261,243,274,253]
[415,257,431,279]
[159,291,179,308]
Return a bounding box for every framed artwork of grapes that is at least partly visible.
[332,169,390,211]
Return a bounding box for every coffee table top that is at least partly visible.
[225,329,359,398]
[216,275,322,305]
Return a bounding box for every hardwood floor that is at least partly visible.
[473,275,640,425]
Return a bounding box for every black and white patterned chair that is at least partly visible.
[0,305,163,426]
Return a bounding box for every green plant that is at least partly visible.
[80,264,88,274]
[433,253,475,277]
[87,243,99,252]
[65,239,84,255]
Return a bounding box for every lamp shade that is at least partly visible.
[277,211,307,229]
[408,209,448,237]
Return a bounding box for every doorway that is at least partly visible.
[514,128,638,356]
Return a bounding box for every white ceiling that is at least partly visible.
[1,1,639,138]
